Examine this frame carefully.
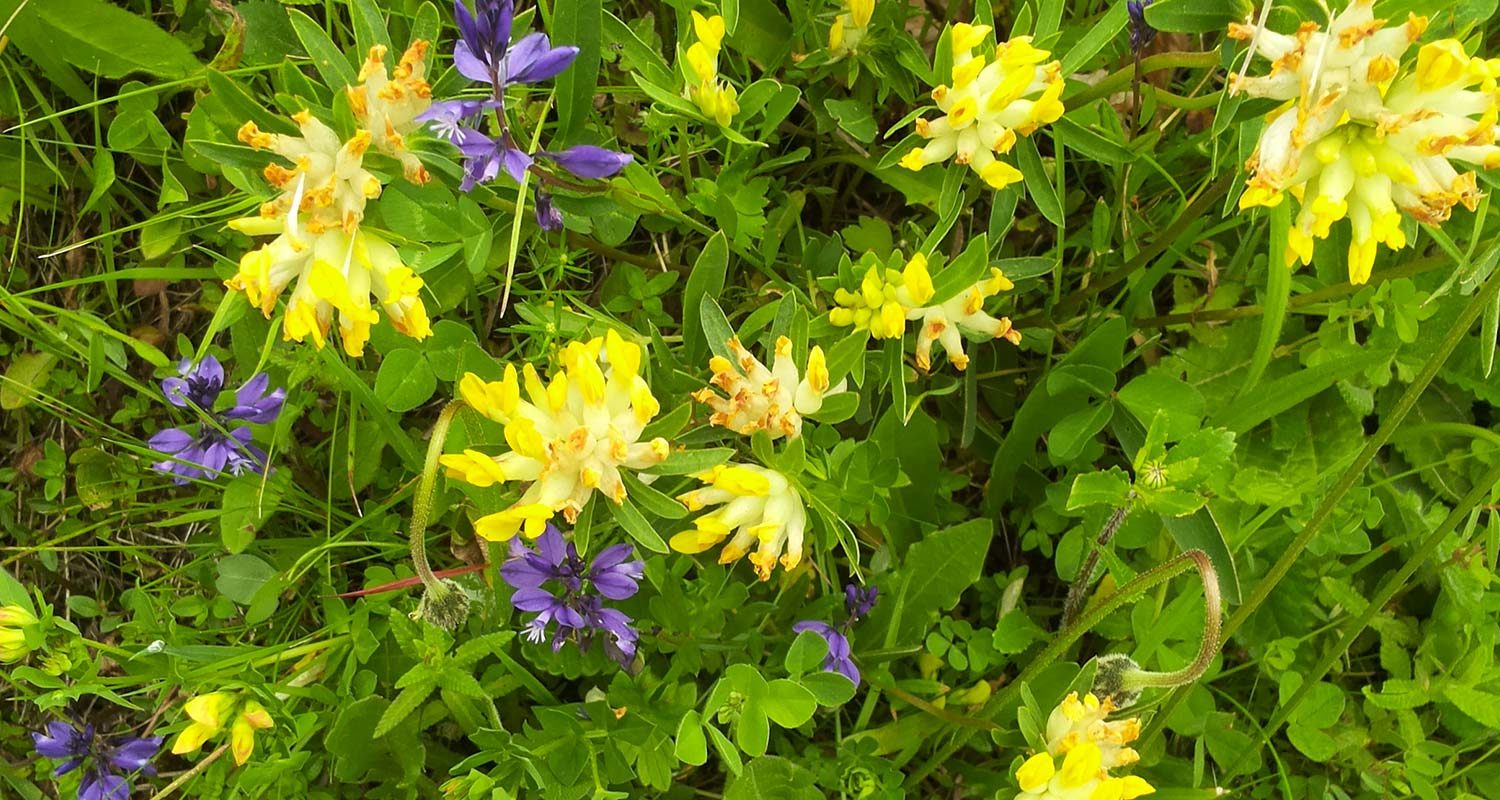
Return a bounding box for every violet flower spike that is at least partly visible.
[149,362,284,485]
[534,191,564,231]
[538,145,634,180]
[32,719,162,800]
[1127,0,1156,52]
[161,355,224,410]
[500,525,642,667]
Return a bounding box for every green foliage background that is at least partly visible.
[2,0,1500,798]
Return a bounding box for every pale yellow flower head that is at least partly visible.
[1045,692,1143,770]
[694,336,848,440]
[348,41,434,184]
[171,692,275,766]
[1233,0,1500,283]
[1012,693,1153,800]
[832,254,1020,370]
[900,24,1064,189]
[685,12,739,125]
[672,463,808,581]
[443,332,669,540]
[228,113,432,355]
[828,0,875,60]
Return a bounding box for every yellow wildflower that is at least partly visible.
[1045,692,1143,769]
[227,112,433,355]
[172,692,275,766]
[348,41,434,184]
[829,0,875,60]
[0,604,38,663]
[1233,0,1500,283]
[900,23,1064,189]
[693,336,848,439]
[442,332,670,539]
[685,12,739,126]
[672,463,808,581]
[1011,692,1153,800]
[831,254,1020,370]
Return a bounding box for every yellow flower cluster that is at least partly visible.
[901,23,1065,189]
[828,0,874,60]
[831,254,1021,370]
[1012,692,1153,800]
[442,332,669,540]
[347,41,434,184]
[685,11,739,126]
[228,112,433,356]
[171,692,274,766]
[693,336,847,440]
[1233,0,1500,283]
[672,463,808,581]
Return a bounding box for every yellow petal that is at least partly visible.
[1015,752,1056,792]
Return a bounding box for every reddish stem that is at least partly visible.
[328,563,490,599]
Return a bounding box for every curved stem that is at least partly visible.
[1141,264,1500,744]
[1061,504,1132,629]
[904,548,1221,789]
[1123,550,1222,691]
[410,401,462,594]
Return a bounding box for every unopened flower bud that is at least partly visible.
[415,580,471,632]
[1092,653,1144,709]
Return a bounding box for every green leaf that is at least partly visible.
[26,0,202,79]
[1144,0,1248,33]
[1442,685,1500,728]
[1048,402,1113,462]
[647,447,734,476]
[375,349,438,412]
[609,496,669,553]
[873,519,992,644]
[289,8,358,89]
[1239,204,1292,398]
[0,352,56,410]
[736,702,770,757]
[1016,138,1063,227]
[214,554,276,605]
[1212,347,1391,433]
[220,472,288,554]
[1066,468,1132,510]
[800,672,857,706]
[725,757,820,800]
[823,98,878,143]
[763,679,817,728]
[376,678,437,737]
[993,610,1047,654]
[1162,508,1242,604]
[1118,372,1205,441]
[674,710,708,766]
[552,0,602,142]
[927,234,990,305]
[785,630,829,675]
[685,233,731,361]
[705,724,743,776]
[807,392,859,424]
[349,0,393,58]
[619,472,687,520]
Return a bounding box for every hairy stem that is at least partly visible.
[1061,504,1132,629]
[904,548,1221,789]
[1142,265,1500,744]
[410,401,462,594]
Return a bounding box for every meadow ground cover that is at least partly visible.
[2,0,1500,797]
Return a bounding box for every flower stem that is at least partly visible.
[1060,503,1132,629]
[1141,264,1500,744]
[903,548,1220,789]
[410,401,462,595]
[148,741,230,800]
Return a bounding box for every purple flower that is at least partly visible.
[415,99,495,144]
[534,191,564,231]
[452,0,579,90]
[501,525,643,667]
[149,362,283,485]
[161,356,224,410]
[1127,0,1156,51]
[537,145,633,180]
[792,621,860,686]
[793,583,877,686]
[32,719,161,800]
[845,584,878,622]
[223,373,285,424]
[454,127,533,190]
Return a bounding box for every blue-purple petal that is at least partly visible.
[541,145,632,179]
[504,33,578,84]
